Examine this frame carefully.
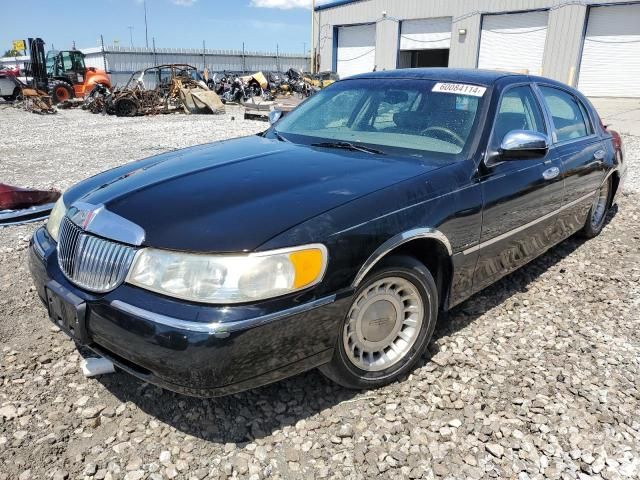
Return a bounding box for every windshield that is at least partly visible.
[274,78,485,158]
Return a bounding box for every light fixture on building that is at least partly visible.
[458,28,467,35]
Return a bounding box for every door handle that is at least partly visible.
[594,150,606,161]
[542,166,560,180]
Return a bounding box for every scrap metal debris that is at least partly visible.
[6,61,339,119]
[86,64,225,116]
[15,87,56,114]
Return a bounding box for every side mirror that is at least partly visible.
[268,109,283,125]
[499,130,550,159]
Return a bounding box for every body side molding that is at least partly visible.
[352,228,453,287]
[462,190,597,256]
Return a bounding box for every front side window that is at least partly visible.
[60,52,73,72]
[492,85,546,145]
[274,79,484,158]
[539,86,590,142]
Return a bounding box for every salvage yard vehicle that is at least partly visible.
[29,68,626,397]
[104,64,220,116]
[0,67,22,101]
[22,38,112,104]
[0,183,60,226]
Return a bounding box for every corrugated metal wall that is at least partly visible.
[96,46,308,72]
[85,47,310,86]
[1,47,310,87]
[315,0,635,86]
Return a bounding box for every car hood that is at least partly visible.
[71,135,444,252]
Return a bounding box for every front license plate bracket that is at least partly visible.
[45,280,88,344]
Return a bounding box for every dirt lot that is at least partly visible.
[1,105,639,480]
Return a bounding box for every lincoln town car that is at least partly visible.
[29,69,626,396]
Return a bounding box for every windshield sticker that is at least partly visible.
[432,83,486,97]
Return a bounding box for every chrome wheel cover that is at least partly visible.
[591,181,610,229]
[343,276,424,372]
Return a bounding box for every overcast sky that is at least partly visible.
[1,0,334,55]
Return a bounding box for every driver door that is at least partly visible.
[472,84,564,291]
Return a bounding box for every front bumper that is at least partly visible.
[29,227,349,397]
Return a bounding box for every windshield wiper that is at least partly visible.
[272,129,290,143]
[311,141,385,155]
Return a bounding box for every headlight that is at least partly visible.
[46,197,66,242]
[126,244,328,304]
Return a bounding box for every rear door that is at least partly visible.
[472,83,564,290]
[536,85,606,235]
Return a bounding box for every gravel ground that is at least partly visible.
[1,105,639,480]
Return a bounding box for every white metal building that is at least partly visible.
[313,0,640,97]
[1,46,310,87]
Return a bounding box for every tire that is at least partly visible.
[48,80,74,104]
[320,255,438,390]
[580,176,612,238]
[114,98,138,117]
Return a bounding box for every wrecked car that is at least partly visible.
[29,69,625,397]
[0,68,22,101]
[0,183,60,226]
[105,64,223,116]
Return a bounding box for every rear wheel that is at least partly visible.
[581,176,612,238]
[320,255,438,390]
[48,80,74,104]
[114,98,138,117]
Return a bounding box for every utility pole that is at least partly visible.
[152,37,157,66]
[144,0,149,49]
[310,0,316,73]
[242,42,246,74]
[202,40,206,72]
[100,35,107,72]
[127,26,134,48]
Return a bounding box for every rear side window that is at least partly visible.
[539,86,590,142]
[492,85,546,144]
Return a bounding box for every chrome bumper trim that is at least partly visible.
[110,294,337,336]
[0,202,55,226]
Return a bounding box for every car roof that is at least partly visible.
[346,68,527,86]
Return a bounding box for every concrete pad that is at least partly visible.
[589,97,640,137]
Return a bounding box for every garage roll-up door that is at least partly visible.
[578,4,640,98]
[336,24,376,79]
[400,18,452,50]
[478,11,549,75]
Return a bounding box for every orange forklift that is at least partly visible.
[26,38,111,103]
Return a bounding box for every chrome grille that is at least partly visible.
[57,216,137,293]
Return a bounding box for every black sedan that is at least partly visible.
[29,68,626,396]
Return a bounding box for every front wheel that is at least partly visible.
[581,176,612,238]
[319,255,438,390]
[48,80,74,104]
